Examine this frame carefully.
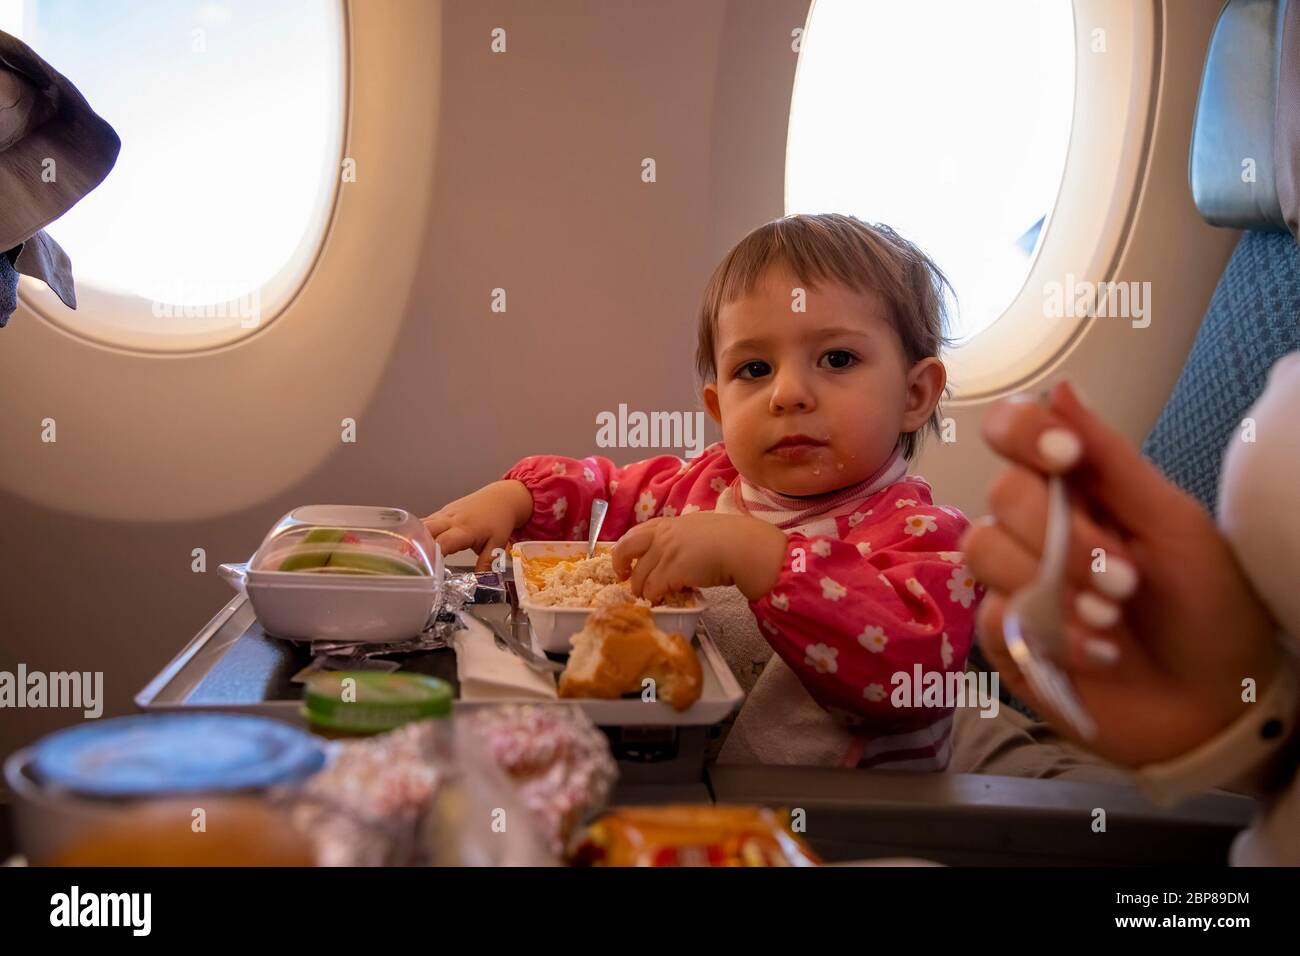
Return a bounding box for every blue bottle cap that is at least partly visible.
[30,713,326,798]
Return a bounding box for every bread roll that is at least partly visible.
[558,605,703,711]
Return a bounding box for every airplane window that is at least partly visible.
[787,0,1075,345]
[7,0,345,351]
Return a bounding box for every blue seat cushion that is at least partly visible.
[0,253,16,328]
[1142,230,1300,513]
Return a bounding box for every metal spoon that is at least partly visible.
[467,607,563,674]
[1001,475,1097,740]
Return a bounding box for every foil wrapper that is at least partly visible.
[276,718,559,866]
[458,704,619,857]
[276,722,445,866]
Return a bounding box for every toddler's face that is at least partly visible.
[703,263,941,497]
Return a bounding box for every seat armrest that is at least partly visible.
[707,765,1256,865]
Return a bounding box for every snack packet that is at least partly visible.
[570,805,820,867]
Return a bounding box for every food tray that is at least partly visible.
[136,580,737,785]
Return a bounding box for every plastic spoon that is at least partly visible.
[586,499,609,558]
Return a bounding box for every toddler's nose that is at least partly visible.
[769,369,815,413]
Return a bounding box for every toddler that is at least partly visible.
[425,213,982,769]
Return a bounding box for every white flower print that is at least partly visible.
[903,513,938,537]
[572,519,587,541]
[905,577,927,599]
[848,511,866,527]
[770,593,789,612]
[710,476,728,494]
[858,625,888,653]
[681,503,700,516]
[941,632,954,669]
[811,539,832,558]
[820,577,847,601]
[878,573,891,588]
[804,643,839,674]
[761,619,778,635]
[583,466,597,484]
[939,551,963,564]
[947,566,977,608]
[894,498,918,509]
[634,492,657,523]
[551,497,568,522]
[661,505,678,518]
[863,683,886,703]
[551,462,566,476]
[856,541,872,557]
[610,479,620,493]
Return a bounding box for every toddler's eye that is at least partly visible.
[820,349,858,370]
[735,360,771,380]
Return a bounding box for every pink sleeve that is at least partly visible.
[503,443,735,542]
[747,489,982,732]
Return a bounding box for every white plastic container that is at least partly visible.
[511,540,706,654]
[219,505,443,644]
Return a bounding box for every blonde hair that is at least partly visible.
[696,213,953,459]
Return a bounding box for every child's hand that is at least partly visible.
[422,480,533,572]
[611,512,787,603]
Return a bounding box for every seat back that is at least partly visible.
[1142,0,1300,513]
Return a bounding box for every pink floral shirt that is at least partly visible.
[504,442,981,747]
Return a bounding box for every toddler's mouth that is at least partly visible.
[767,434,830,460]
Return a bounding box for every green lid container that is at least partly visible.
[302,672,452,735]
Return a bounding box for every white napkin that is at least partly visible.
[452,611,557,701]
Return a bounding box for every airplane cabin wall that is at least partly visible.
[0,0,1237,778]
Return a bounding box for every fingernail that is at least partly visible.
[1082,636,1120,666]
[1075,591,1121,630]
[1006,391,1035,404]
[1037,428,1082,469]
[1094,557,1138,600]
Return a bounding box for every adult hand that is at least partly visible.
[962,381,1284,767]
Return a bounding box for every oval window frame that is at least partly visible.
[16,0,350,356]
[786,0,1161,402]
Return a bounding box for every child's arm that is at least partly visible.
[503,443,733,543]
[747,490,982,731]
